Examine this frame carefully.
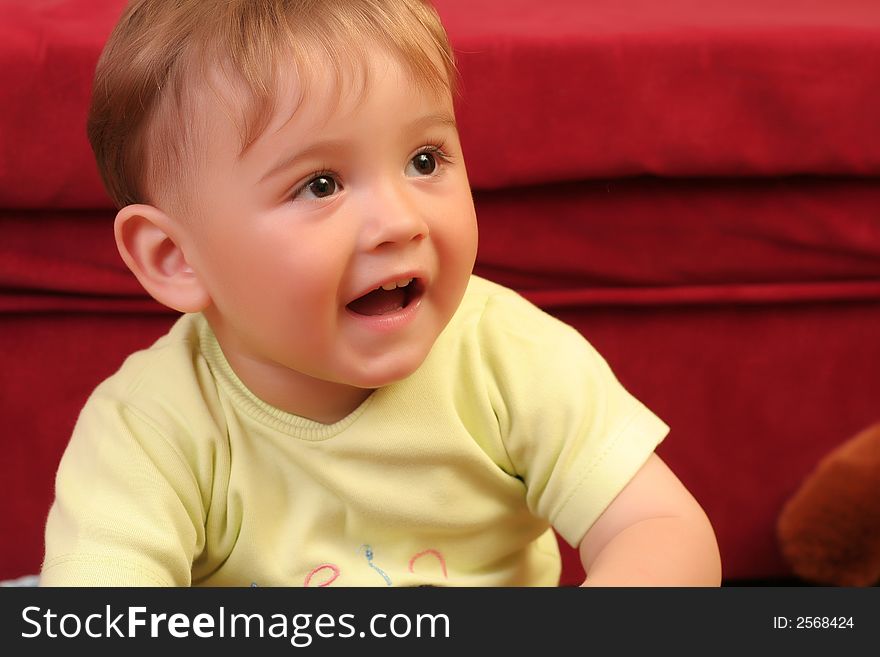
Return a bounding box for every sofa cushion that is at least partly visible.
[474,178,880,297]
[2,0,879,208]
[444,0,880,187]
[5,177,879,311]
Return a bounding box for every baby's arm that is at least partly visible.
[578,453,721,586]
[41,395,203,586]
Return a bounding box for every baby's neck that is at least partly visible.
[229,351,374,424]
[204,316,375,425]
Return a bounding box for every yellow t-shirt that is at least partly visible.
[42,276,668,586]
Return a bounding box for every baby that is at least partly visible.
[42,0,721,586]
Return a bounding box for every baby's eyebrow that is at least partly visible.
[258,112,457,184]
[409,112,457,131]
[259,139,348,183]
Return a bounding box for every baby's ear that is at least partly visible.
[114,204,210,313]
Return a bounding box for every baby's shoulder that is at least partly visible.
[95,313,204,390]
[442,276,608,395]
[87,314,225,438]
[456,275,585,345]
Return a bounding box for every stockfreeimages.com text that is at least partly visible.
[21,605,450,646]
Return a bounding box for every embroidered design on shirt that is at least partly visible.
[360,544,392,586]
[303,564,341,587]
[408,549,448,579]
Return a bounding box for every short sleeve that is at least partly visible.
[478,289,669,547]
[41,393,205,586]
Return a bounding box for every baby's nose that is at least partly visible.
[359,184,429,250]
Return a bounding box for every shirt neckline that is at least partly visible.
[197,315,376,440]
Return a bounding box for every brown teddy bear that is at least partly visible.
[777,422,880,586]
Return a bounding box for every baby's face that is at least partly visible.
[177,52,478,419]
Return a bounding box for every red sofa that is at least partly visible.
[2,0,879,585]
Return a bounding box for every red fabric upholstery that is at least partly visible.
[6,177,880,309]
[447,0,880,186]
[3,0,879,206]
[2,0,879,585]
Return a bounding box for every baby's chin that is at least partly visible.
[339,346,435,391]
[345,364,425,391]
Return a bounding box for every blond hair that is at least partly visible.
[87,0,457,211]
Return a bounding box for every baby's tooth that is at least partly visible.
[379,278,413,291]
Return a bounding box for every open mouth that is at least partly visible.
[346,278,424,316]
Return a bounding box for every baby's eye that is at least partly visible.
[305,175,337,198]
[405,146,448,178]
[295,174,339,200]
[407,152,437,176]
